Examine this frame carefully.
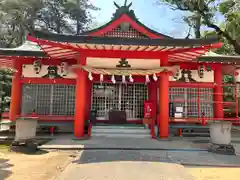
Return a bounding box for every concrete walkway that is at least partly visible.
[38,135,207,150]
[38,135,240,167]
[55,149,240,180]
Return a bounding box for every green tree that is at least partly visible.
[0,0,99,47]
[158,0,240,55]
[0,0,44,47]
[0,69,13,120]
[63,0,99,35]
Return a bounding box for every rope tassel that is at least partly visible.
[122,75,126,84]
[129,74,134,83]
[145,75,150,84]
[100,74,104,82]
[153,73,158,81]
[88,72,93,81]
[111,75,116,84]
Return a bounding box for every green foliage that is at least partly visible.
[0,69,13,119]
[158,0,240,55]
[0,0,99,47]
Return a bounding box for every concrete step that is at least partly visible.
[92,133,151,138]
[92,125,145,129]
[92,127,149,134]
[91,125,150,138]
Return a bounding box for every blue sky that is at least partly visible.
[90,0,190,38]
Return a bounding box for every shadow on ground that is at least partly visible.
[0,158,13,179]
[72,149,240,167]
[74,150,171,164]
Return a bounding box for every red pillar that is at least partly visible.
[148,82,157,124]
[158,72,169,138]
[9,62,22,121]
[74,56,87,138]
[214,65,224,119]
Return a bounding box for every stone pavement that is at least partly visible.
[38,135,207,150]
[55,150,196,180]
[55,149,240,180]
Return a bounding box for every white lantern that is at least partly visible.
[198,64,205,78]
[33,60,42,74]
[60,61,69,76]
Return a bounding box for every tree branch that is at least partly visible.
[199,10,240,55]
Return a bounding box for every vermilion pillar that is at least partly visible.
[74,56,87,138]
[214,65,224,119]
[9,62,22,121]
[148,82,157,125]
[158,71,169,138]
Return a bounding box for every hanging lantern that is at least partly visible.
[88,72,93,81]
[33,59,42,74]
[122,75,126,84]
[111,75,116,84]
[198,64,205,78]
[153,73,158,81]
[100,74,104,82]
[145,75,150,84]
[60,61,69,76]
[173,69,180,80]
[129,74,134,83]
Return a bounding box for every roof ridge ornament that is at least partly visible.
[114,0,132,9]
[113,0,136,20]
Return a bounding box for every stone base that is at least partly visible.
[208,143,236,155]
[15,117,38,141]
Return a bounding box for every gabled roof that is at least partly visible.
[198,51,240,64]
[81,14,171,39]
[0,41,47,68]
[27,30,221,61]
[80,1,171,39]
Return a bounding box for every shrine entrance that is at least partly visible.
[91,82,148,123]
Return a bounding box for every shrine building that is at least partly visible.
[1,1,240,138]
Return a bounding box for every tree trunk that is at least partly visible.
[76,0,81,35]
[194,13,201,38]
[208,23,240,55]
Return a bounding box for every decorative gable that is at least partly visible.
[84,1,169,39]
[103,24,148,39]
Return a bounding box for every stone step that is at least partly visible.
[92,132,151,138]
[92,125,145,129]
[92,128,149,134]
[91,125,150,138]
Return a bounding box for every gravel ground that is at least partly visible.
[0,149,76,180]
[187,167,240,180]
